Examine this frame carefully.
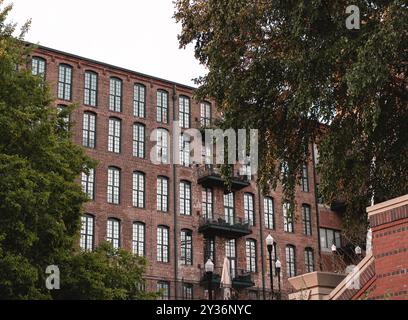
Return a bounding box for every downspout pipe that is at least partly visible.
[172,85,178,299]
[258,187,267,299]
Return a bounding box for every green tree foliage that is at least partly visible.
[175,0,408,241]
[0,2,152,299]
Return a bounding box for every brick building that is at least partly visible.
[30,45,343,300]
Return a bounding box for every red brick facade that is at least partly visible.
[31,45,343,300]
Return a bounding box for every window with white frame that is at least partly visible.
[286,245,296,278]
[132,171,145,208]
[157,90,168,123]
[132,222,145,257]
[83,112,96,148]
[179,134,190,166]
[133,83,146,118]
[108,118,121,153]
[58,64,72,101]
[264,197,275,229]
[80,214,94,251]
[283,202,294,233]
[301,164,309,192]
[133,123,145,158]
[182,283,193,300]
[180,229,193,265]
[320,228,342,251]
[157,281,170,300]
[244,193,255,226]
[81,168,95,200]
[107,218,120,249]
[107,167,120,204]
[179,96,190,128]
[157,176,169,212]
[109,77,122,112]
[225,239,236,278]
[246,239,257,273]
[84,71,98,106]
[157,225,169,263]
[180,181,191,215]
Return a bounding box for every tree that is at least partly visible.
[175,0,408,241]
[53,242,157,300]
[0,2,152,299]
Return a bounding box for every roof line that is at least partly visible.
[31,42,198,91]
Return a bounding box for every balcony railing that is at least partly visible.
[199,267,255,289]
[198,213,252,238]
[196,165,250,191]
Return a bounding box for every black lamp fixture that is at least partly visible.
[266,234,275,300]
[275,259,282,300]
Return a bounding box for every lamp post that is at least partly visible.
[266,234,274,300]
[275,259,281,300]
[331,243,337,272]
[205,259,214,300]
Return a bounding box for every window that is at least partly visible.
[179,134,190,166]
[132,222,145,256]
[133,84,146,118]
[179,96,190,128]
[58,64,72,101]
[286,245,296,278]
[180,181,192,215]
[157,281,170,300]
[200,102,211,127]
[132,171,145,208]
[107,218,120,249]
[224,192,235,225]
[157,225,169,263]
[225,239,236,278]
[180,229,193,265]
[202,188,213,219]
[107,167,120,204]
[248,291,258,300]
[108,118,121,153]
[133,123,145,158]
[302,204,312,236]
[157,90,168,123]
[264,197,275,229]
[109,77,122,112]
[57,105,70,129]
[80,214,94,251]
[301,164,309,192]
[246,239,257,273]
[244,193,255,226]
[304,248,314,273]
[83,112,96,148]
[81,168,95,200]
[204,237,215,264]
[84,71,98,106]
[156,129,169,164]
[283,202,294,233]
[182,283,193,300]
[31,56,46,79]
[157,176,169,212]
[320,228,342,251]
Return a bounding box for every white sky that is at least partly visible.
[8,0,206,87]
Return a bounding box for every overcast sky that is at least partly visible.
[8,0,206,87]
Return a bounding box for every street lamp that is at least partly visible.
[275,259,282,300]
[331,244,337,272]
[266,234,274,300]
[205,259,214,300]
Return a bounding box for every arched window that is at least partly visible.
[202,187,213,219]
[179,180,192,215]
[31,56,46,79]
[132,221,145,257]
[81,167,95,200]
[264,197,275,229]
[180,229,193,265]
[224,192,235,225]
[304,247,314,273]
[132,171,145,208]
[246,239,257,273]
[283,202,294,233]
[179,95,190,128]
[157,176,169,212]
[109,77,122,112]
[200,101,211,127]
[134,83,146,118]
[107,218,120,249]
[244,193,255,226]
[157,225,169,263]
[286,245,296,278]
[108,117,121,153]
[157,90,168,123]
[58,64,73,101]
[156,128,169,164]
[83,112,96,148]
[302,204,312,236]
[84,71,98,106]
[80,214,94,251]
[107,166,120,204]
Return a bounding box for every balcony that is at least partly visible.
[197,165,250,191]
[198,214,252,239]
[199,267,255,290]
